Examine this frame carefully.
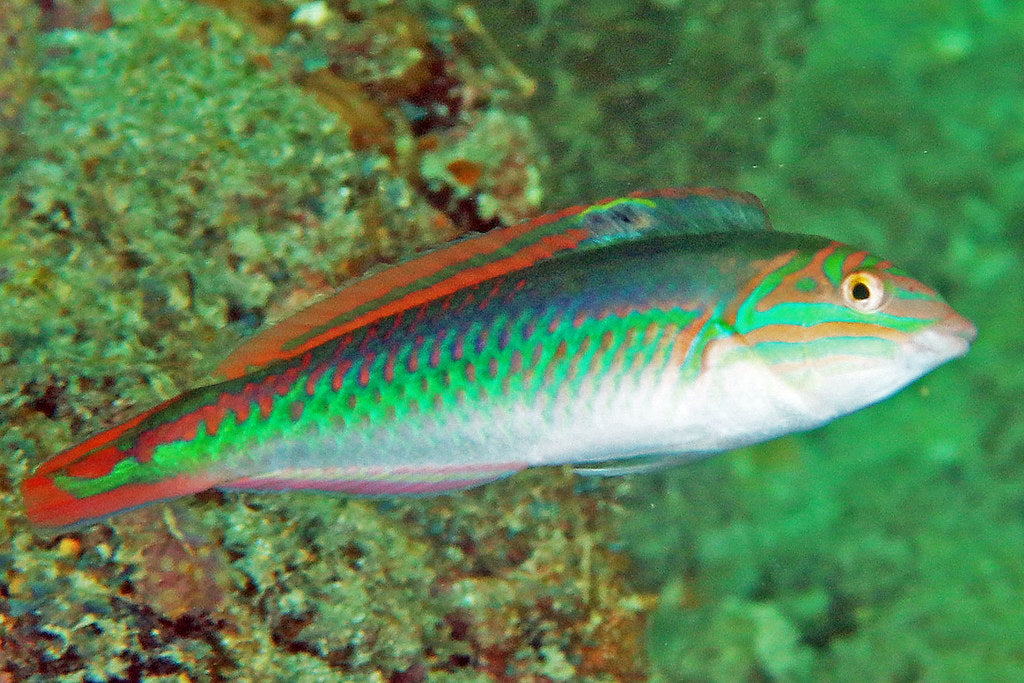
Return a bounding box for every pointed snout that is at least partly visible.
[911,309,977,362]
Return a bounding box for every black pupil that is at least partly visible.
[852,281,871,300]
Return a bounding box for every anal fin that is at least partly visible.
[220,462,526,496]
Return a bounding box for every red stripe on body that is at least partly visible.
[723,250,798,327]
[755,243,839,312]
[217,224,592,379]
[841,250,869,273]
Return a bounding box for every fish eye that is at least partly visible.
[841,271,886,312]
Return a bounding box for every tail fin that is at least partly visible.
[21,401,223,528]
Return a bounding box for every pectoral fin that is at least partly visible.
[573,453,689,477]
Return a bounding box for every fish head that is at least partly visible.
[719,236,977,427]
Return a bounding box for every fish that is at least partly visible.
[21,188,977,527]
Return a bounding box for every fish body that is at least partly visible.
[22,189,976,527]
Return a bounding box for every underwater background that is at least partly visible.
[0,0,1019,680]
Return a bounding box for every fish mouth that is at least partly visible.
[910,311,977,361]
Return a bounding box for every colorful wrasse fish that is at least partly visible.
[22,188,977,528]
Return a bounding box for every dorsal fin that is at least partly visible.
[217,187,771,378]
[577,187,771,241]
